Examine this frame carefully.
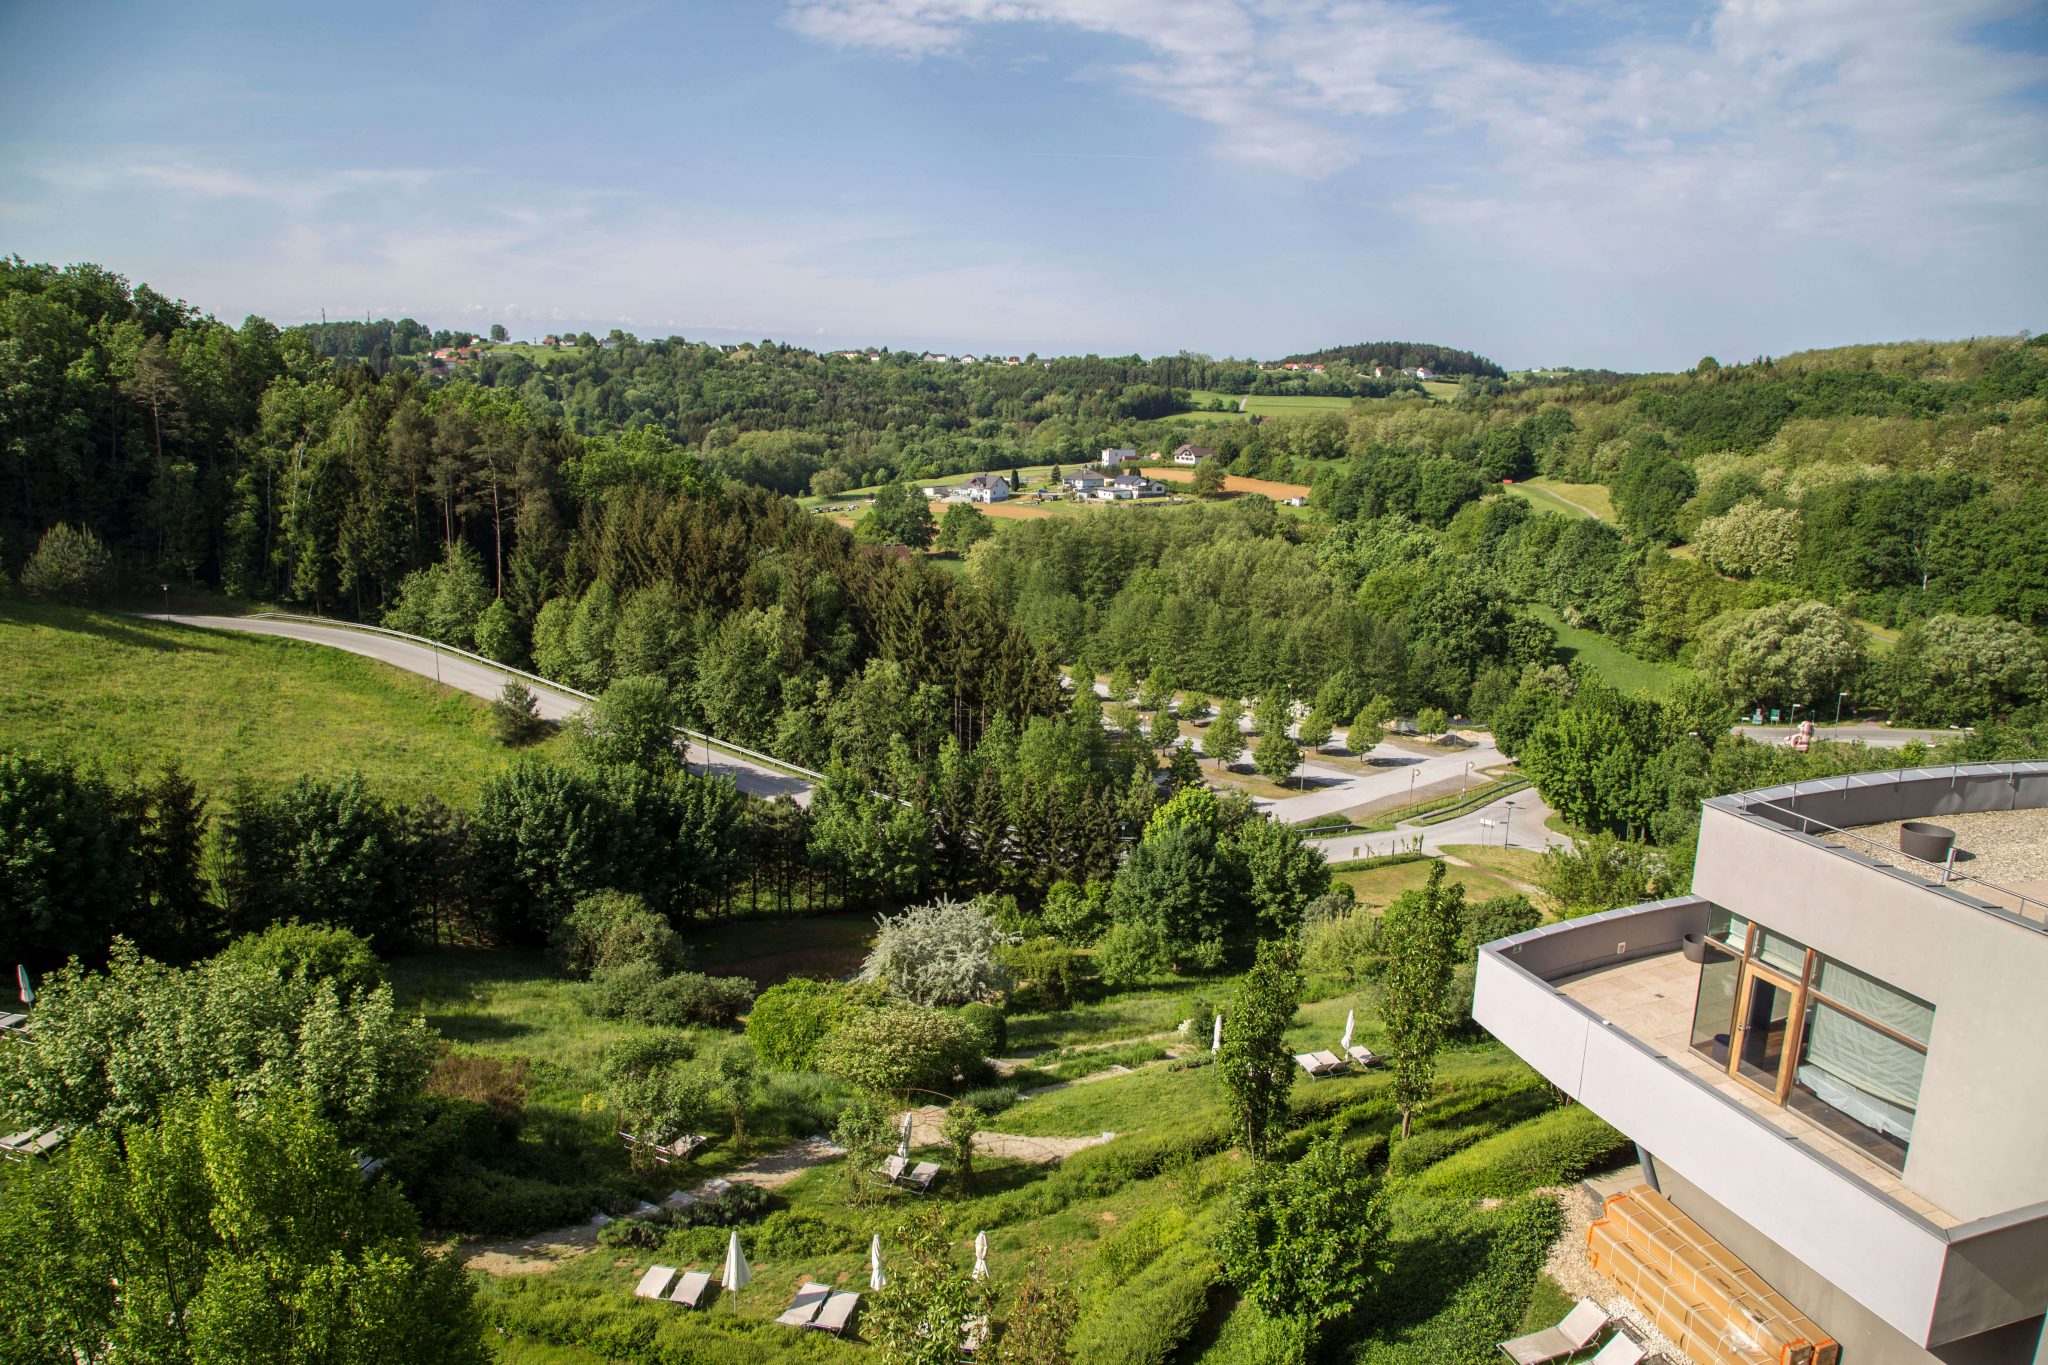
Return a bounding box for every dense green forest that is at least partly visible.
[4,253,2045,933]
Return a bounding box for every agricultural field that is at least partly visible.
[0,601,570,803]
[1526,604,1689,698]
[1151,467,1313,500]
[1176,390,1360,420]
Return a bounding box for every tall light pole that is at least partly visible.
[1463,761,1473,794]
[1503,799,1515,849]
[1836,692,1848,724]
[1409,767,1418,812]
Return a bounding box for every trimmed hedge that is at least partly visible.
[1352,1196,1564,1365]
[1069,1238,1223,1365]
[1415,1103,1630,1200]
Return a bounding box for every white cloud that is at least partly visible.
[782,0,2048,320]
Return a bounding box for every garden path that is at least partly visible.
[899,1103,1116,1162]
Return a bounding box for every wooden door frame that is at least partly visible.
[1730,959,1809,1104]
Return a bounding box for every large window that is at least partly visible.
[1688,909,1931,1172]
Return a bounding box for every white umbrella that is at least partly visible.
[1341,1009,1355,1053]
[1211,1014,1222,1053]
[897,1111,914,1160]
[870,1234,887,1291]
[15,965,31,1007]
[972,1230,989,1281]
[721,1230,751,1310]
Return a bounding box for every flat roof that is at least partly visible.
[1554,949,1958,1229]
[1824,807,2048,925]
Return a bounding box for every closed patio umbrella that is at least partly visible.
[15,965,31,1006]
[973,1230,989,1280]
[897,1111,914,1159]
[1211,1014,1222,1053]
[870,1234,886,1291]
[721,1230,750,1311]
[1341,1009,1354,1053]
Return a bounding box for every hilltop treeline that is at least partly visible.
[1284,340,1507,378]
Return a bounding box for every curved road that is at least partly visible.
[148,614,814,805]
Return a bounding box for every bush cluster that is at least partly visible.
[1415,1104,1630,1200]
[588,963,754,1028]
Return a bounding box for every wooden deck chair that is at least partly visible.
[809,1290,861,1335]
[668,1270,713,1308]
[633,1266,678,1301]
[1499,1298,1609,1365]
[1346,1044,1383,1068]
[777,1282,831,1327]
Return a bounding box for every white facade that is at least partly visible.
[1099,448,1137,467]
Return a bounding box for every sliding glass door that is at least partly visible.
[1733,964,1803,1100]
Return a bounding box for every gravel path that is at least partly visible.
[1536,1184,1700,1365]
[901,1103,1116,1162]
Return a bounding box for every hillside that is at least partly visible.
[0,602,566,802]
[1282,340,1508,378]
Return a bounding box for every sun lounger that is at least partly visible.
[0,1128,68,1161]
[1499,1298,1609,1365]
[0,1012,28,1035]
[1293,1052,1346,1077]
[809,1290,860,1335]
[668,1270,713,1308]
[1346,1045,1383,1067]
[634,1265,678,1300]
[1587,1332,1647,1365]
[777,1281,832,1327]
[962,1314,991,1354]
[620,1131,708,1163]
[876,1154,941,1190]
[876,1153,909,1182]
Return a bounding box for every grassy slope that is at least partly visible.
[0,600,568,802]
[1335,855,1531,910]
[1501,478,1614,522]
[1526,603,1688,698]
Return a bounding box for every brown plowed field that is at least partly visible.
[1150,468,1311,499]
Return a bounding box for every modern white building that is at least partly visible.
[1474,763,2048,1365]
[1092,473,1166,500]
[1099,448,1138,467]
[957,474,1010,503]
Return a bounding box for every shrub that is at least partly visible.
[19,523,112,603]
[670,1180,771,1228]
[1463,894,1541,952]
[1040,880,1111,944]
[862,895,1016,1005]
[1002,937,1096,1008]
[1303,907,1383,982]
[753,1209,860,1260]
[816,1003,975,1093]
[424,1051,531,1133]
[491,680,549,746]
[745,977,865,1071]
[1352,1197,1562,1365]
[551,889,685,979]
[1068,1238,1221,1365]
[597,1217,664,1249]
[1415,1105,1630,1200]
[215,922,385,998]
[955,1083,1018,1115]
[952,1002,1007,1057]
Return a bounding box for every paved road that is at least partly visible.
[1252,734,1510,825]
[148,615,815,804]
[1307,787,1570,865]
[1734,724,1961,749]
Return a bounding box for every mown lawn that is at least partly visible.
[1334,855,1531,909]
[0,601,570,802]
[1526,604,1689,698]
[1502,478,1615,521]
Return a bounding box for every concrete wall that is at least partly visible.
[1656,1167,2044,1365]
[1475,942,1950,1345]
[1692,799,2048,1222]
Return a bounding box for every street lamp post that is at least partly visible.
[1503,799,1516,849]
[1409,767,1417,813]
[1463,761,1473,794]
[1836,692,1848,724]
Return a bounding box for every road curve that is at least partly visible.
[145,614,814,805]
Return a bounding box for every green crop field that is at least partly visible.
[1527,603,1689,697]
[1176,390,1358,421]
[0,601,570,802]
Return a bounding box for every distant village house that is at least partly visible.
[1172,444,1214,466]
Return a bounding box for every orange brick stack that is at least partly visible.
[1587,1186,1839,1365]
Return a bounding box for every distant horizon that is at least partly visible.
[5,3,2043,373]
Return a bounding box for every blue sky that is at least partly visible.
[3,1,2044,371]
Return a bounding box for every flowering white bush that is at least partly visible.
[861,896,1016,1006]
